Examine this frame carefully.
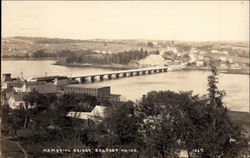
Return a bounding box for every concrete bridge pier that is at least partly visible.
[80,77,86,83]
[142,71,146,75]
[91,76,96,82]
[108,74,112,80]
[130,72,134,76]
[99,75,104,81]
[148,70,152,74]
[123,73,127,77]
[136,71,140,76]
[116,74,120,78]
[154,70,157,73]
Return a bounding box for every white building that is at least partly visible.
[195,60,204,66]
[198,55,204,60]
[231,63,239,69]
[219,57,227,62]
[220,64,228,69]
[7,93,25,109]
[190,47,199,54]
[198,51,206,55]
[67,105,107,122]
[227,59,233,63]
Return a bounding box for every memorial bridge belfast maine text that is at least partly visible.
[69,67,168,83]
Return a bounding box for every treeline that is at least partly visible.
[31,50,57,58]
[57,49,151,65]
[2,49,57,58]
[1,66,249,158]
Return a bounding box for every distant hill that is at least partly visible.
[1,36,166,56]
[1,36,249,58]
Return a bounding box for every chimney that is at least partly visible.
[142,94,146,102]
[2,73,11,82]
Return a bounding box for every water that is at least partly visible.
[1,59,249,112]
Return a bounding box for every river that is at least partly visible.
[1,59,249,112]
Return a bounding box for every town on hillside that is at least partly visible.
[2,37,249,74]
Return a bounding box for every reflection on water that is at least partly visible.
[1,60,249,112]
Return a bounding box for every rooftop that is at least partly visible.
[65,84,110,89]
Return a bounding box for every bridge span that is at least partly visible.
[69,67,168,83]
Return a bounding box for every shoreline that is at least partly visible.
[2,58,249,75]
[182,66,249,75]
[53,62,139,70]
[1,57,58,61]
[55,62,249,75]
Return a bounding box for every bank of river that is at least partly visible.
[1,59,249,112]
[55,61,250,75]
[54,61,137,70]
[183,66,249,75]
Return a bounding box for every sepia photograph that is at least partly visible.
[1,1,249,158]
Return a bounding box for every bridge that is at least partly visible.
[69,67,168,83]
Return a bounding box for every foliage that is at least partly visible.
[57,49,149,65]
[2,66,249,158]
[31,49,56,58]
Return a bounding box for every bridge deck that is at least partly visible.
[70,67,168,78]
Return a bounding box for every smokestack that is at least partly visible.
[2,73,11,82]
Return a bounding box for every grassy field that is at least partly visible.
[1,37,165,56]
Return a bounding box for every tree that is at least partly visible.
[101,102,142,147]
[136,90,185,158]
[32,49,46,58]
[147,42,154,47]
[136,75,248,158]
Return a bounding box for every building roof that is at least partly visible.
[24,82,45,86]
[26,83,57,94]
[67,105,107,120]
[4,82,24,87]
[67,111,91,120]
[65,84,110,89]
[54,79,68,86]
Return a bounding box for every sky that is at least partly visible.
[2,1,249,41]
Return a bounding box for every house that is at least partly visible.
[67,105,107,122]
[195,60,204,66]
[227,58,233,63]
[219,57,227,62]
[190,47,199,54]
[211,50,219,54]
[197,55,204,60]
[7,93,26,109]
[231,63,239,69]
[67,105,107,127]
[198,51,206,55]
[222,51,229,55]
[220,64,228,69]
[1,74,24,90]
